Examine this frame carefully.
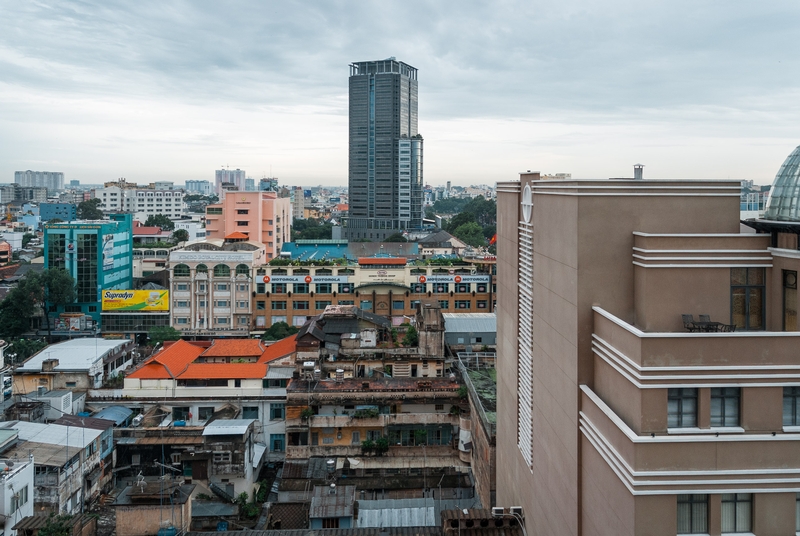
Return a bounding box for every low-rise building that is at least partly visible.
[113,478,194,536]
[14,338,134,393]
[0,447,35,535]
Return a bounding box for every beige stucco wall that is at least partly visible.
[116,501,191,536]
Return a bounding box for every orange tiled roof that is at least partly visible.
[259,334,298,363]
[202,339,264,358]
[225,231,249,240]
[127,340,204,379]
[179,363,267,379]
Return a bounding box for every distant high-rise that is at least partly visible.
[345,58,423,241]
[215,169,246,194]
[15,170,64,191]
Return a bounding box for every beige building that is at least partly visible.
[497,154,800,535]
[168,238,266,335]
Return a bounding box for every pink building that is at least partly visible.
[205,191,291,259]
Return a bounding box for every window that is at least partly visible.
[256,300,265,310]
[270,403,285,420]
[172,407,190,421]
[360,300,372,310]
[351,431,360,444]
[216,317,229,324]
[215,283,229,291]
[677,494,707,534]
[242,406,259,419]
[175,283,188,291]
[10,485,28,512]
[235,264,250,276]
[435,404,444,411]
[783,387,800,426]
[213,451,232,463]
[272,301,287,310]
[711,387,740,427]
[785,270,797,331]
[455,300,470,309]
[215,300,229,307]
[256,283,266,293]
[410,283,425,293]
[668,388,697,428]
[176,317,188,324]
[434,283,449,293]
[175,300,188,308]
[721,493,751,533]
[270,434,285,452]
[438,300,449,309]
[731,267,765,330]
[207,207,222,215]
[392,300,404,310]
[213,264,231,277]
[263,379,288,388]
[173,264,190,277]
[477,283,488,293]
[316,283,332,294]
[237,284,248,291]
[237,301,248,308]
[477,300,488,309]
[198,407,214,421]
[316,301,331,310]
[339,283,352,293]
[455,283,469,293]
[294,283,309,294]
[322,518,339,529]
[272,283,286,294]
[294,301,309,310]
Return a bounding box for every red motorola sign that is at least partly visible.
[263,276,270,283]
[418,275,427,283]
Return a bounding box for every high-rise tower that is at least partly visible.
[345,58,423,241]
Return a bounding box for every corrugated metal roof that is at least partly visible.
[309,485,356,519]
[442,313,496,334]
[0,420,101,447]
[265,366,294,379]
[358,505,435,528]
[93,406,133,425]
[202,419,256,436]
[253,443,267,468]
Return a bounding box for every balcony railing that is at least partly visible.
[288,412,459,429]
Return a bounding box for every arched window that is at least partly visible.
[196,264,208,273]
[173,264,190,277]
[235,264,250,276]
[213,264,231,277]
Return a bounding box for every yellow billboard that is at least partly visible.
[102,290,169,311]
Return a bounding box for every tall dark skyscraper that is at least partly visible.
[345,58,423,241]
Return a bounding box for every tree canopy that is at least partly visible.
[292,218,331,240]
[384,233,408,242]
[77,198,104,220]
[145,214,175,231]
[261,321,299,341]
[171,229,189,243]
[452,222,486,247]
[0,268,75,339]
[148,325,182,345]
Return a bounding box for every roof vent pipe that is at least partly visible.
[634,164,644,180]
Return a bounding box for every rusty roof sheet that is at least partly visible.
[310,485,356,519]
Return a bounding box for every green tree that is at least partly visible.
[424,207,436,220]
[292,218,332,240]
[144,214,175,231]
[37,513,74,536]
[384,233,408,242]
[452,222,486,247]
[171,229,189,243]
[444,212,476,233]
[148,326,182,345]
[402,325,419,347]
[77,198,103,220]
[261,321,299,341]
[22,233,36,248]
[431,197,471,215]
[6,338,47,364]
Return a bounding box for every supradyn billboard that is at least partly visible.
[101,290,170,311]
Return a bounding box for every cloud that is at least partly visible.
[0,0,799,185]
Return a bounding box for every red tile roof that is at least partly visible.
[259,334,298,363]
[202,339,264,357]
[133,226,166,235]
[179,363,267,379]
[225,232,249,240]
[127,340,204,379]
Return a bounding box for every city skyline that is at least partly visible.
[1,2,799,186]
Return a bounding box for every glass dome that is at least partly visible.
[764,145,800,221]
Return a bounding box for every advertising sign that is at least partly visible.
[262,275,349,284]
[102,234,115,271]
[102,290,170,311]
[419,275,490,283]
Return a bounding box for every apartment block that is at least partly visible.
[497,151,800,535]
[204,191,292,260]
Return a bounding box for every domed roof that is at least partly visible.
[764,145,800,221]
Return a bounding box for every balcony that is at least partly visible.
[592,306,800,384]
[289,412,459,429]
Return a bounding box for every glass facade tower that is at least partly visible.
[345,58,423,241]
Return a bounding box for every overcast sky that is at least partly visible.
[2,0,799,187]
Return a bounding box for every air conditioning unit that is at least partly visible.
[491,507,504,517]
[509,506,524,518]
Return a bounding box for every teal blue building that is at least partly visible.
[44,214,133,329]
